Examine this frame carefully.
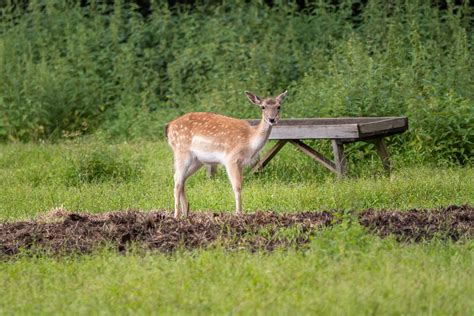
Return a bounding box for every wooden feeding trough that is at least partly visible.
[208,117,408,177]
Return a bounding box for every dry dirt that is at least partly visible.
[1,205,472,257]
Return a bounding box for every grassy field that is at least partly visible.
[0,141,473,315]
[2,234,473,315]
[0,141,472,219]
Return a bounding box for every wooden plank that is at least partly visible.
[288,140,337,173]
[246,117,408,140]
[269,124,359,139]
[337,126,408,143]
[358,117,408,135]
[247,117,383,126]
[373,138,391,175]
[251,140,288,173]
[331,140,346,177]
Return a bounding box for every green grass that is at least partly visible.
[0,141,473,315]
[0,141,472,221]
[1,229,473,315]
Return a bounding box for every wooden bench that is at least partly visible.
[207,117,408,177]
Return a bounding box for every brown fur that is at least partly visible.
[167,112,253,153]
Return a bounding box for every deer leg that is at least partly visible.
[173,153,192,218]
[225,161,243,215]
[174,170,187,218]
[179,159,203,217]
[173,172,184,218]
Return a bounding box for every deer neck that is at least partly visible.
[250,116,273,154]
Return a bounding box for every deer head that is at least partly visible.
[245,90,288,126]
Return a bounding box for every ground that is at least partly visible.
[0,141,473,315]
[1,205,472,256]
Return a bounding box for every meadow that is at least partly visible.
[0,141,473,314]
[0,1,473,314]
[0,141,473,220]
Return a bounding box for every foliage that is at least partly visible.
[0,1,472,163]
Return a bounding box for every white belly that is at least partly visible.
[190,135,261,165]
[192,148,225,164]
[191,135,226,164]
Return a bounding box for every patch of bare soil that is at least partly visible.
[0,206,472,257]
[360,205,474,242]
[0,211,333,256]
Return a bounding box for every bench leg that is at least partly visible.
[251,140,287,173]
[373,138,391,175]
[289,140,337,174]
[331,140,347,177]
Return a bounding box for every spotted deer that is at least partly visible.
[165,90,288,218]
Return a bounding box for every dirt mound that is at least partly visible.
[1,205,472,257]
[360,205,474,242]
[0,211,333,256]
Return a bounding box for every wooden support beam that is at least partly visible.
[373,138,391,175]
[331,140,347,177]
[289,140,337,174]
[251,140,288,173]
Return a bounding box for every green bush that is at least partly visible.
[66,146,143,184]
[0,1,472,164]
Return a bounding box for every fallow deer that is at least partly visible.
[165,90,288,218]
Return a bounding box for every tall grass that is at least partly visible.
[0,0,472,163]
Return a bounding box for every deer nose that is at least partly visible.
[269,118,276,124]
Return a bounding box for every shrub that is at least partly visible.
[66,146,143,184]
[0,1,472,164]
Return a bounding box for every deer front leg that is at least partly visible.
[225,161,243,215]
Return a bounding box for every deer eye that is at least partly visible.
[261,106,265,110]
[277,106,281,110]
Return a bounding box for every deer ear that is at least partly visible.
[276,90,288,102]
[245,91,262,106]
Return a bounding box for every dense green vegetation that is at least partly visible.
[0,1,472,163]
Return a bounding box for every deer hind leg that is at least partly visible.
[224,161,244,215]
[173,153,202,218]
[173,152,191,218]
[179,159,203,217]
[173,167,185,218]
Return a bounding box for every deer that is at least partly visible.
[165,90,288,218]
